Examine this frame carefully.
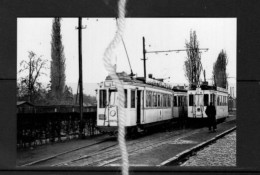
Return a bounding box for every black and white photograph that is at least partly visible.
[16,17,236,167]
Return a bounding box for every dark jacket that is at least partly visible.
[205,105,216,118]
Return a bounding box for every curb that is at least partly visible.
[158,126,237,166]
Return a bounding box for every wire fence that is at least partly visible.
[17,106,99,149]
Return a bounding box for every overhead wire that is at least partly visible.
[116,18,135,78]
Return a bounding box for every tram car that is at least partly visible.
[96,72,175,135]
[173,88,188,119]
[187,83,228,120]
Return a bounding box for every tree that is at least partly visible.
[184,30,203,86]
[73,94,97,106]
[213,50,228,88]
[63,85,74,105]
[18,51,48,103]
[50,17,66,103]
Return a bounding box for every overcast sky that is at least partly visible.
[17,18,236,96]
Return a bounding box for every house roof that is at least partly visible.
[17,101,34,106]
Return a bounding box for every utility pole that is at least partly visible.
[142,37,147,82]
[203,70,206,82]
[76,17,86,138]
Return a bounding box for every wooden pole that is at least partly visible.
[78,17,84,138]
[142,37,146,82]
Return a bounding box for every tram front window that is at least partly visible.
[109,89,117,106]
[195,94,204,106]
[99,90,107,108]
[204,94,209,106]
[189,94,194,106]
[108,89,127,108]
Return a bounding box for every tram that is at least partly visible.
[187,83,228,120]
[96,72,175,135]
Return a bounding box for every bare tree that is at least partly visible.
[50,17,66,103]
[18,51,48,103]
[184,30,203,86]
[213,49,228,88]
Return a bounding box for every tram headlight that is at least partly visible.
[110,110,116,117]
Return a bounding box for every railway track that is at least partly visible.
[21,117,236,167]
[57,118,235,166]
[55,128,201,166]
[20,137,117,167]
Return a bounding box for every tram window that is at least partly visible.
[210,94,215,105]
[153,92,157,107]
[99,90,107,108]
[162,94,165,107]
[166,94,169,107]
[131,90,135,108]
[204,94,209,106]
[158,94,161,107]
[150,92,153,107]
[184,96,187,106]
[146,91,152,107]
[146,91,149,107]
[162,95,164,107]
[168,95,171,107]
[124,89,127,108]
[164,94,167,107]
[109,90,117,105]
[189,94,194,106]
[178,96,182,106]
[174,96,177,107]
[166,95,168,107]
[217,96,219,106]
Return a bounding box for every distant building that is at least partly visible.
[17,101,35,113]
[228,96,236,111]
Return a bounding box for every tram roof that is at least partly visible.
[105,72,186,92]
[189,84,228,93]
[172,88,187,92]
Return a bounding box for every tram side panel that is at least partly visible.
[215,93,229,119]
[143,89,173,125]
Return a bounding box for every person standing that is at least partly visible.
[205,102,217,132]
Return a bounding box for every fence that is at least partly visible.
[17,106,99,149]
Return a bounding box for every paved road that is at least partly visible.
[181,131,236,166]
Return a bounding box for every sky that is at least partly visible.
[17,18,236,96]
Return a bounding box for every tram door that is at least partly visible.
[136,90,141,125]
